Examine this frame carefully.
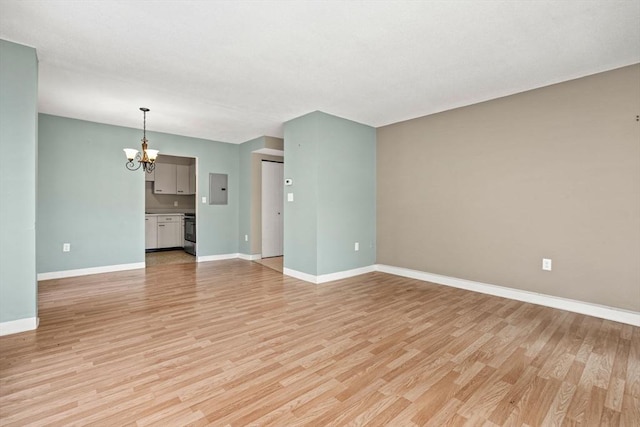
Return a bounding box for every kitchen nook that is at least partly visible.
[144,154,196,265]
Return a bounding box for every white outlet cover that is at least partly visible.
[287,193,294,202]
[202,196,207,203]
[542,258,552,271]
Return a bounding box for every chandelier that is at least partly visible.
[123,107,159,173]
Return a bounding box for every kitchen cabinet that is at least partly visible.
[154,163,177,194]
[154,163,195,195]
[157,215,182,248]
[189,164,196,194]
[176,164,190,194]
[145,215,158,249]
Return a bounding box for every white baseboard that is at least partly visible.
[283,268,319,283]
[197,253,240,262]
[284,265,376,284]
[37,253,254,280]
[37,262,145,281]
[375,264,640,327]
[0,317,39,336]
[239,253,262,261]
[318,265,376,284]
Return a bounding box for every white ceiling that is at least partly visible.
[1,0,639,144]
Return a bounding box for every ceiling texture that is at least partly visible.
[1,0,639,144]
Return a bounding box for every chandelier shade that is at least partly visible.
[124,107,159,173]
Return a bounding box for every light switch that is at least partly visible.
[287,193,294,202]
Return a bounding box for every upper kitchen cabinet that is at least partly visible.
[152,155,196,195]
[189,164,196,195]
[154,163,177,194]
[176,164,190,195]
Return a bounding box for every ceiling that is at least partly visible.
[1,1,639,144]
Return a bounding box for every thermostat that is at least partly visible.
[284,178,293,186]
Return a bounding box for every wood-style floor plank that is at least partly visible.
[1,259,638,426]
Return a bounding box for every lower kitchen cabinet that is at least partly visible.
[146,214,183,250]
[157,215,182,248]
[145,216,158,249]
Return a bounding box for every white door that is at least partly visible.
[262,161,284,258]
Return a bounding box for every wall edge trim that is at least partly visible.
[317,265,377,284]
[37,262,145,281]
[283,268,319,284]
[197,253,239,262]
[239,253,262,261]
[0,317,39,336]
[283,265,376,284]
[375,264,640,327]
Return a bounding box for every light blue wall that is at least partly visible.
[284,111,376,276]
[283,114,319,274]
[0,40,38,323]
[316,113,376,274]
[37,114,239,274]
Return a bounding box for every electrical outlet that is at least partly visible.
[202,197,207,204]
[542,258,552,271]
[245,235,248,242]
[174,201,178,207]
[354,242,359,251]
[63,243,71,252]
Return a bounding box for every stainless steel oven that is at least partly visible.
[184,214,196,255]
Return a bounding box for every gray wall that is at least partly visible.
[377,64,640,311]
[284,111,376,276]
[0,40,38,324]
[37,114,239,273]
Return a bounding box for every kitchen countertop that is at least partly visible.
[145,210,195,215]
[145,212,186,216]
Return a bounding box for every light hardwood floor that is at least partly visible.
[253,256,284,273]
[1,259,638,426]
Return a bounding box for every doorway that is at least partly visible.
[261,160,284,258]
[144,154,197,266]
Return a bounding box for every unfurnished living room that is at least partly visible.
[1,1,639,425]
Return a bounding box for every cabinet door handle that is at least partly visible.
[159,224,165,227]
